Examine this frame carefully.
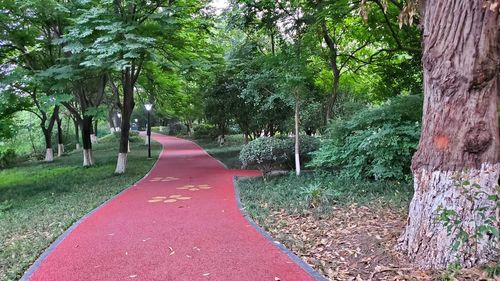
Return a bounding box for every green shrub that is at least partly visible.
[193,124,218,140]
[168,123,187,136]
[151,126,167,134]
[0,148,16,168]
[239,137,288,176]
[309,95,423,181]
[281,135,320,168]
[240,136,320,175]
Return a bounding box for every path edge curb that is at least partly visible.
[233,176,328,281]
[20,139,164,281]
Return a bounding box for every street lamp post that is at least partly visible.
[144,102,153,158]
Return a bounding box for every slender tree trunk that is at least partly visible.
[90,119,97,144]
[56,115,64,157]
[294,97,301,176]
[398,1,500,269]
[108,107,116,133]
[42,106,59,162]
[321,19,341,122]
[42,128,54,162]
[244,132,249,144]
[82,115,94,166]
[325,72,340,122]
[115,71,135,174]
[73,118,80,150]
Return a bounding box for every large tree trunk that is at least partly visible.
[398,1,500,269]
[115,69,135,174]
[82,115,94,166]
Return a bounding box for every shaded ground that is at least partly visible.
[237,176,499,281]
[182,135,500,281]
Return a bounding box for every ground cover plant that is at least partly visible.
[237,174,498,280]
[0,139,160,281]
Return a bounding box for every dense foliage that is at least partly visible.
[310,95,423,180]
[1,0,423,176]
[239,137,288,175]
[240,135,320,175]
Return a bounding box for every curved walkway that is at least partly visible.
[24,134,320,281]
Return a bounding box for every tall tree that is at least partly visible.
[398,0,499,269]
[66,0,210,173]
[0,0,70,161]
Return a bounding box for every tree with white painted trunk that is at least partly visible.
[63,76,108,167]
[57,0,212,173]
[56,113,64,157]
[397,0,500,269]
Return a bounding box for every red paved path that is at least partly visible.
[27,134,316,281]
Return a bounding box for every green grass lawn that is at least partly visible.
[237,172,413,219]
[169,134,245,169]
[0,136,161,281]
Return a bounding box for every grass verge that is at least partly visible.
[0,137,161,281]
[167,134,245,169]
[237,172,413,219]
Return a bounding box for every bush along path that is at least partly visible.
[23,133,321,281]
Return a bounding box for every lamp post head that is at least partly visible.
[144,102,153,111]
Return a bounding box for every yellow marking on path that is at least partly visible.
[148,199,163,203]
[164,199,177,203]
[169,195,182,198]
[189,188,200,191]
[177,197,191,200]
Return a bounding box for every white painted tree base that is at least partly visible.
[76,143,81,150]
[398,163,500,269]
[115,153,128,174]
[295,153,301,176]
[44,148,54,162]
[57,144,64,157]
[83,149,94,166]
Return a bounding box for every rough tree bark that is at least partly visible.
[398,0,500,269]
